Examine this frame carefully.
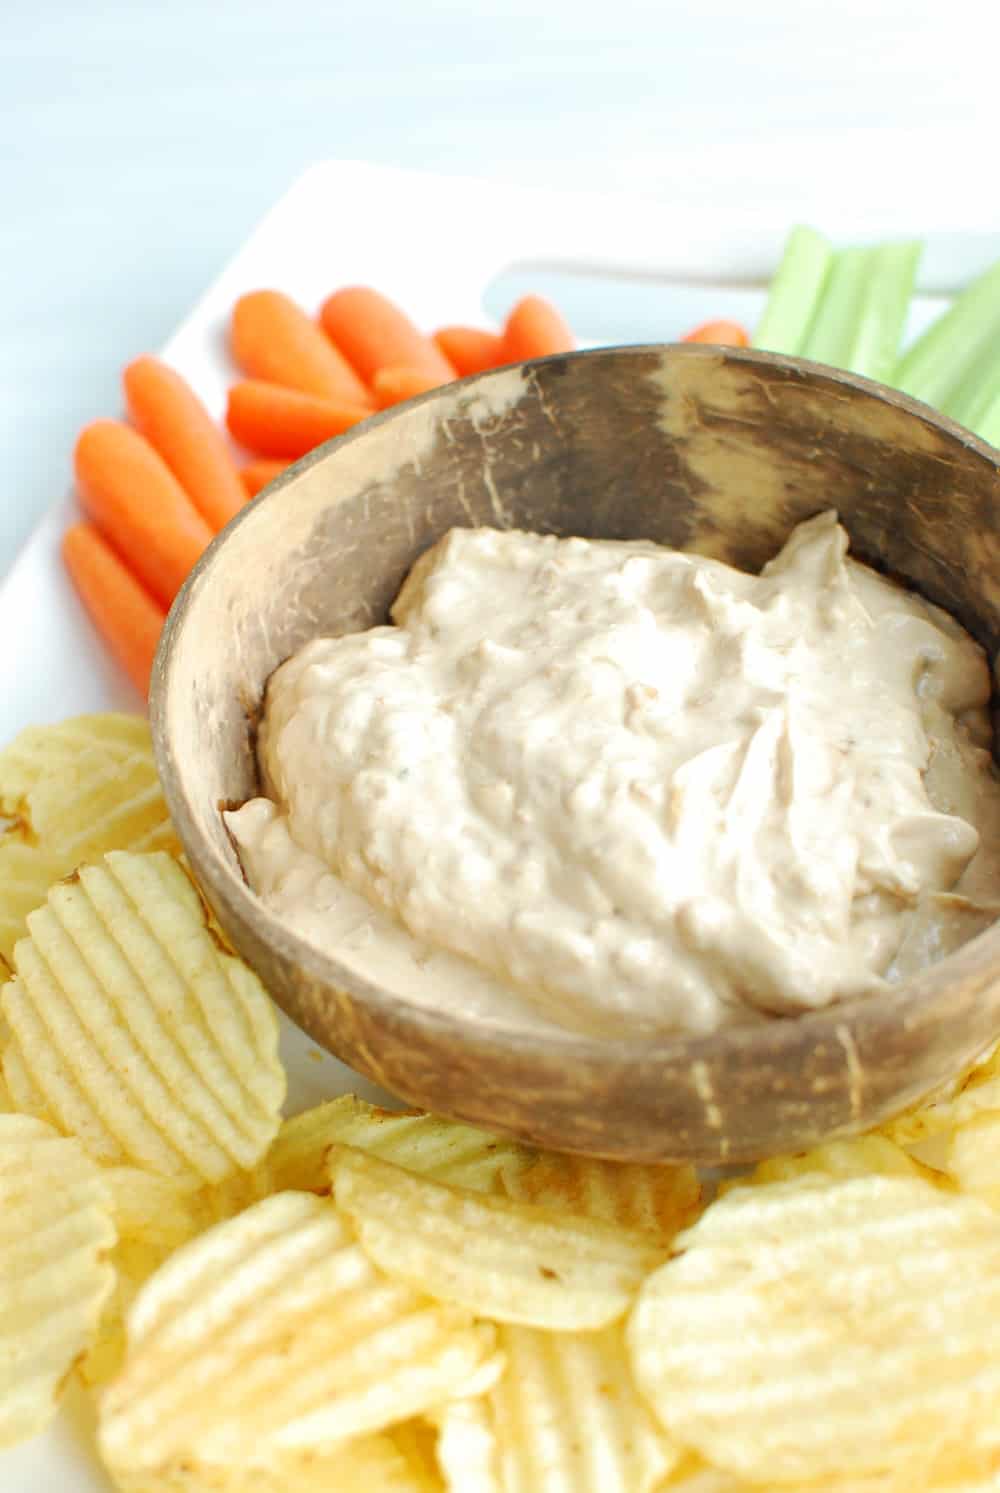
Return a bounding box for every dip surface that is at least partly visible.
[227,513,1000,1037]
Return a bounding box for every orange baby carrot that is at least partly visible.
[500,295,575,363]
[433,326,504,377]
[226,381,372,459]
[231,290,374,405]
[371,366,444,409]
[62,522,166,698]
[74,420,214,608]
[681,319,750,346]
[240,459,292,498]
[123,356,247,531]
[319,287,456,386]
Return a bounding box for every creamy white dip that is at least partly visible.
[226,512,1000,1038]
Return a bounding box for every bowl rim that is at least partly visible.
[149,341,1000,1081]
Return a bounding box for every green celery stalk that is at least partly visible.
[894,254,1000,411]
[800,240,921,384]
[941,332,1000,446]
[752,225,833,355]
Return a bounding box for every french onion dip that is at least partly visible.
[226,512,1000,1038]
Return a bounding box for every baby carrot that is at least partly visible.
[240,459,292,498]
[682,319,750,346]
[62,523,166,698]
[123,356,247,531]
[74,420,214,608]
[226,381,372,459]
[372,366,444,409]
[500,295,575,363]
[433,326,504,376]
[231,290,373,405]
[319,287,456,386]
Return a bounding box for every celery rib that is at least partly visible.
[752,225,833,356]
[800,240,921,385]
[894,255,1000,414]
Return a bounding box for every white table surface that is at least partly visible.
[4,0,999,577]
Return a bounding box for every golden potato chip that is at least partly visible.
[331,1145,665,1331]
[433,1398,499,1492]
[103,1167,210,1246]
[946,1114,1000,1208]
[885,1038,1000,1146]
[656,1449,1000,1491]
[0,835,72,966]
[80,1169,214,1389]
[261,1094,529,1196]
[502,1151,702,1242]
[0,713,152,813]
[2,851,285,1182]
[719,1134,952,1199]
[98,1190,498,1474]
[109,1431,441,1491]
[390,1419,447,1491]
[434,1322,676,1493]
[628,1173,1000,1484]
[0,716,178,962]
[0,1112,116,1445]
[658,1458,750,1491]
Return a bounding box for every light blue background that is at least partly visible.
[3,0,996,573]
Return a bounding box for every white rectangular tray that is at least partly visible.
[2,159,997,1490]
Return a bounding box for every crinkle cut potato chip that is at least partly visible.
[259,1093,530,1195]
[80,1169,215,1390]
[947,1113,1000,1208]
[0,838,75,970]
[501,1150,702,1242]
[0,713,153,813]
[721,1134,950,1197]
[0,714,178,962]
[434,1322,676,1493]
[98,1191,498,1476]
[0,1112,116,1446]
[885,1037,1000,1146]
[109,1429,442,1491]
[331,1144,665,1331]
[658,1451,1000,1490]
[628,1173,1000,1485]
[1,850,285,1182]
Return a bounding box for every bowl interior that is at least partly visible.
[151,345,1000,1162]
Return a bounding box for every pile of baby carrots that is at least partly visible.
[64,287,747,699]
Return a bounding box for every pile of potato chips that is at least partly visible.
[0,714,998,1492]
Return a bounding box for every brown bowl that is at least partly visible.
[150,344,1000,1165]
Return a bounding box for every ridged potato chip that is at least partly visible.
[0,716,178,962]
[98,1190,498,1475]
[109,1430,442,1491]
[0,1112,116,1445]
[434,1322,676,1493]
[659,1459,750,1491]
[885,1038,1000,1146]
[946,1114,1000,1207]
[0,713,153,813]
[0,837,73,967]
[658,1451,1000,1492]
[628,1173,1000,1484]
[390,1419,447,1491]
[261,1094,529,1195]
[81,1169,214,1389]
[331,1145,665,1331]
[2,851,285,1182]
[722,1134,950,1196]
[433,1398,499,1492]
[501,1152,701,1242]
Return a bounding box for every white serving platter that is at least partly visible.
[1,159,997,1490]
